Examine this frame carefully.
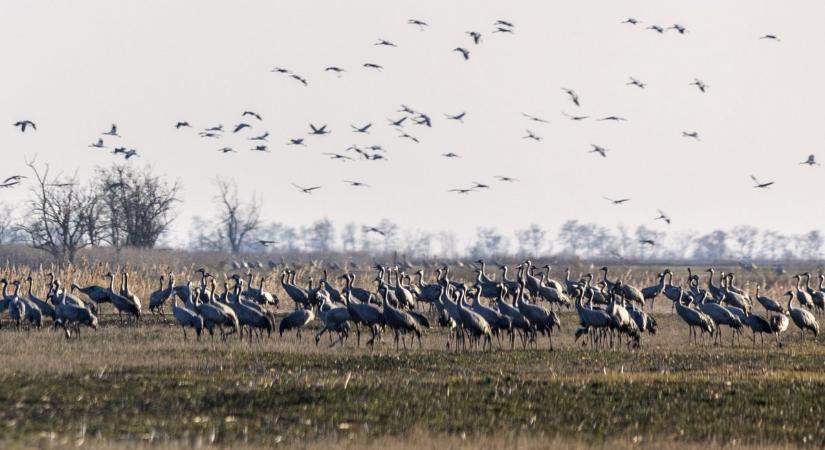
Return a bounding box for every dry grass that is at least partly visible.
[1,257,825,448]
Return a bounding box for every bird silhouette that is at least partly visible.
[199,132,221,138]
[398,131,419,143]
[251,145,269,152]
[521,113,548,123]
[290,74,308,86]
[258,239,278,246]
[242,111,263,120]
[205,125,223,132]
[639,239,656,246]
[287,138,306,146]
[13,120,36,132]
[467,31,482,44]
[562,112,588,121]
[562,88,580,106]
[445,112,466,122]
[249,131,269,141]
[682,131,701,140]
[351,123,372,133]
[669,24,687,34]
[604,197,630,205]
[292,183,321,194]
[622,18,640,25]
[599,116,627,122]
[233,123,251,133]
[175,121,191,129]
[801,154,819,166]
[453,47,470,60]
[309,124,330,135]
[655,210,672,224]
[495,176,518,182]
[102,124,120,137]
[323,153,354,161]
[751,175,774,189]
[690,78,708,93]
[271,67,290,73]
[442,152,461,158]
[449,188,475,194]
[495,20,514,28]
[759,34,781,42]
[89,138,106,148]
[217,147,235,153]
[123,149,139,159]
[363,63,383,71]
[590,145,608,158]
[471,182,490,189]
[413,113,432,127]
[363,226,386,236]
[523,130,542,141]
[344,180,369,187]
[388,117,407,127]
[627,77,646,89]
[493,27,514,34]
[647,25,664,33]
[375,39,397,47]
[408,19,428,30]
[325,66,345,75]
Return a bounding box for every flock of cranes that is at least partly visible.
[0,262,821,351]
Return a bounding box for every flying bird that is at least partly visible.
[323,153,354,161]
[442,152,461,158]
[363,226,386,236]
[205,125,223,132]
[627,77,646,89]
[199,132,221,138]
[445,112,466,122]
[123,149,139,159]
[249,131,269,141]
[690,78,708,93]
[351,123,372,133]
[495,176,518,182]
[563,112,589,121]
[750,175,774,189]
[363,63,383,71]
[309,124,330,135]
[251,145,269,152]
[639,239,656,246]
[233,123,251,133]
[467,31,482,44]
[604,197,630,205]
[13,120,36,132]
[388,117,407,127]
[682,131,701,140]
[175,121,191,129]
[589,145,608,158]
[562,88,580,106]
[89,138,106,149]
[599,116,627,122]
[398,131,419,143]
[801,154,819,166]
[292,183,321,194]
[647,25,664,34]
[375,39,397,47]
[325,66,345,75]
[495,20,514,28]
[102,124,120,137]
[655,210,672,224]
[449,188,475,194]
[521,113,549,123]
[669,24,687,34]
[408,19,428,30]
[493,27,514,34]
[242,111,263,120]
[344,180,369,187]
[453,47,470,60]
[622,18,640,25]
[413,113,432,127]
[471,182,490,189]
[287,138,306,146]
[258,239,278,246]
[290,74,308,86]
[523,130,542,141]
[1,175,25,184]
[759,34,781,42]
[217,147,235,153]
[271,67,290,73]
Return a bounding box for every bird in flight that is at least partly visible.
[363,226,386,236]
[102,124,120,137]
[682,131,701,141]
[445,112,466,122]
[453,47,470,60]
[690,78,708,93]
[622,18,640,25]
[13,120,36,132]
[413,113,432,127]
[801,154,819,166]
[493,27,514,34]
[669,24,687,34]
[562,88,580,106]
[522,113,548,123]
[325,66,345,76]
[292,183,321,194]
[388,117,407,127]
[604,196,630,205]
[351,123,372,134]
[639,239,656,246]
[242,111,263,121]
[759,34,781,42]
[750,175,774,189]
[589,145,608,158]
[467,31,482,44]
[449,188,475,194]
[205,125,223,132]
[288,138,306,146]
[495,176,518,182]
[563,112,588,121]
[89,138,106,149]
[271,67,290,73]
[344,180,369,187]
[398,131,420,143]
[408,19,428,30]
[471,182,490,189]
[233,123,251,133]
[258,239,278,246]
[290,74,308,86]
[647,25,665,34]
[523,129,542,141]
[217,147,235,153]
[363,63,383,71]
[175,121,191,129]
[655,209,671,224]
[599,116,627,122]
[442,152,461,158]
[323,153,354,161]
[375,39,397,47]
[123,149,139,159]
[249,131,269,141]
[627,77,646,89]
[309,124,330,136]
[251,145,269,152]
[495,19,514,28]
[0,175,25,188]
[199,132,221,138]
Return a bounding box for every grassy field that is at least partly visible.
[0,260,823,449]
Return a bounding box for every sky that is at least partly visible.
[2,1,824,248]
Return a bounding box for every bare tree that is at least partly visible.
[18,159,95,263]
[214,178,261,254]
[730,225,759,259]
[341,222,358,252]
[469,227,509,258]
[515,224,546,257]
[305,218,335,253]
[96,164,180,248]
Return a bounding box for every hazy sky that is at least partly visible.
[3,1,824,246]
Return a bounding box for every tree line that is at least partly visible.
[5,163,822,263]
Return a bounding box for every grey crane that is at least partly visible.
[25,275,55,321]
[674,288,715,345]
[54,283,98,338]
[279,306,315,340]
[380,285,422,350]
[341,275,383,347]
[149,275,173,316]
[516,282,561,349]
[120,271,143,315]
[191,282,239,340]
[574,287,612,348]
[792,274,814,309]
[770,313,790,346]
[170,274,203,340]
[785,290,819,340]
[641,272,666,310]
[697,292,743,346]
[469,288,510,348]
[456,289,492,350]
[103,272,141,323]
[228,279,272,341]
[754,284,786,314]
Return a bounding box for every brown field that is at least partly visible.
[0,250,823,449]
